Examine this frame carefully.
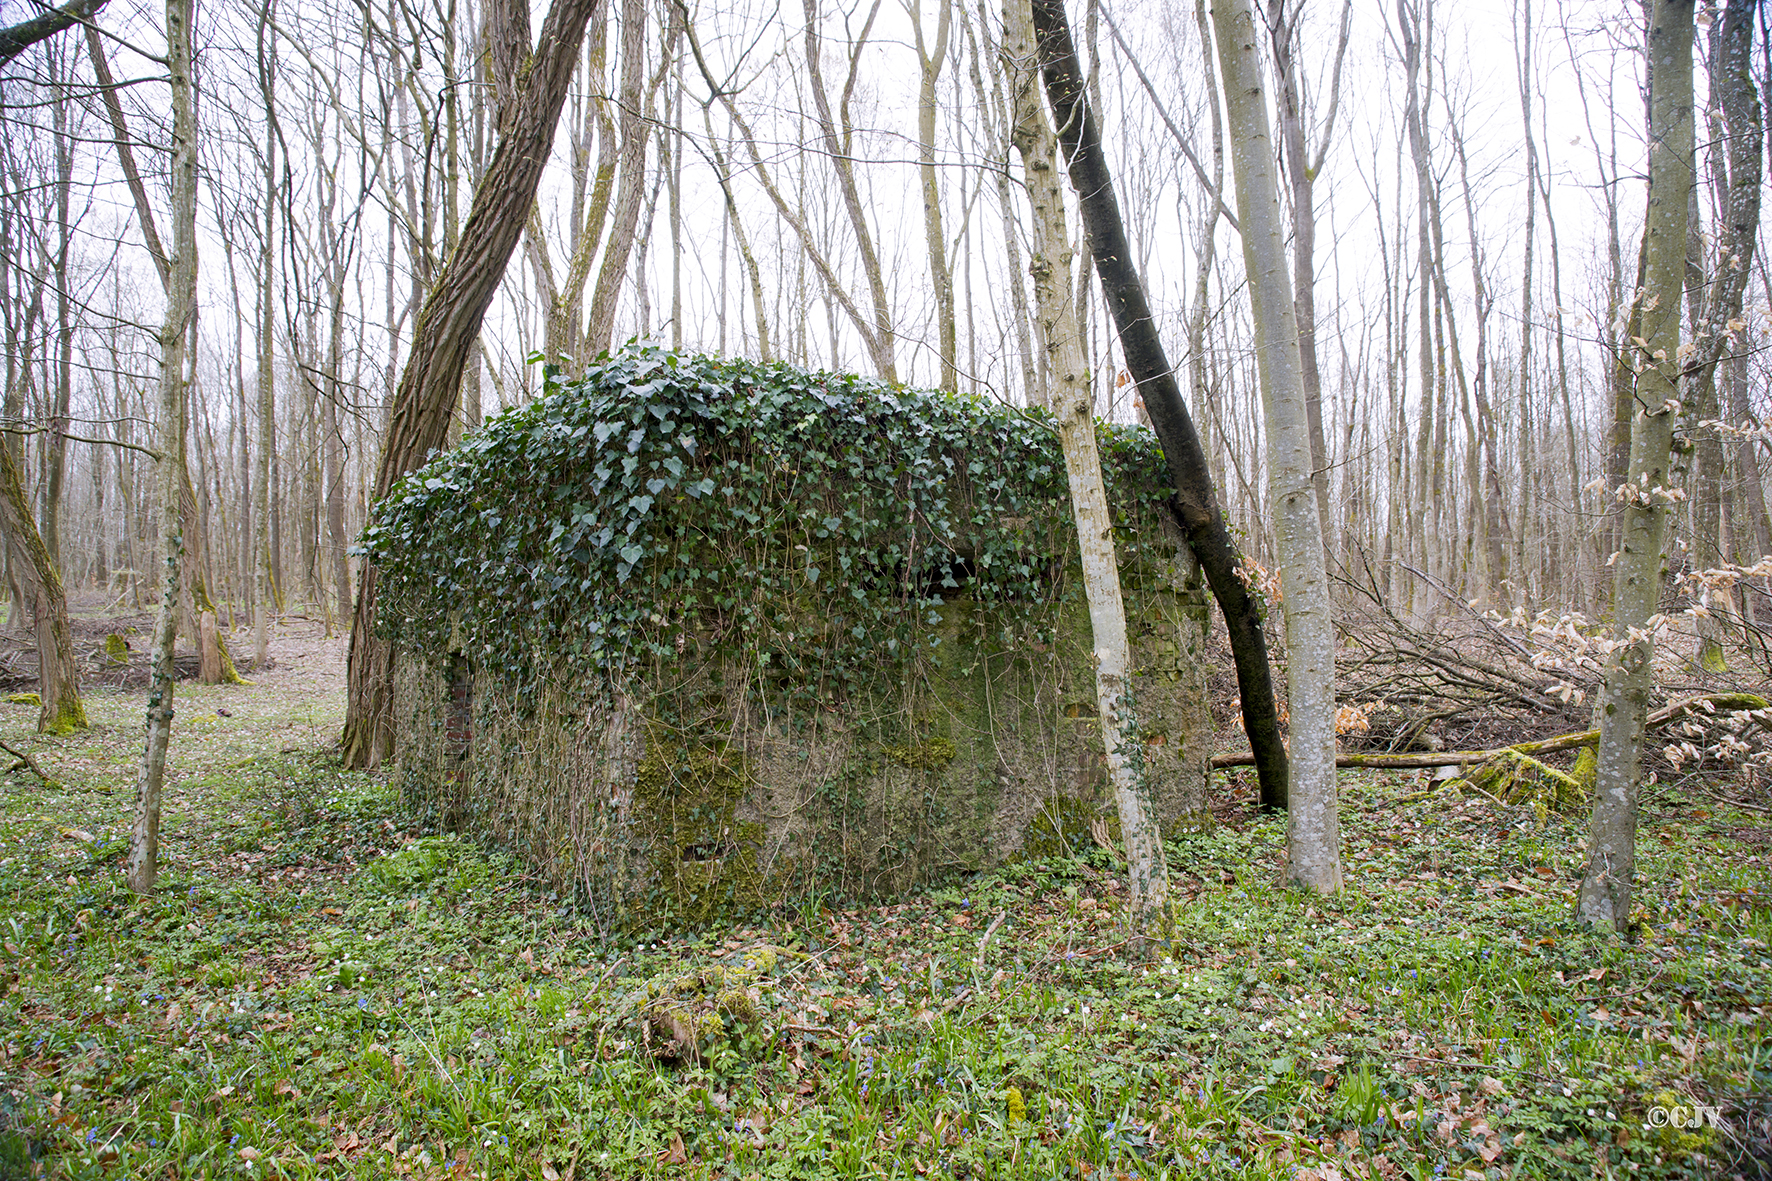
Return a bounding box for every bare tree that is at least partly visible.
[128,0,198,896]
[1578,0,1694,932]
[1005,0,1167,928]
[1027,0,1289,813]
[343,0,604,769]
[1212,0,1339,890]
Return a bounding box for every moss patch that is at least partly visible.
[633,737,778,926]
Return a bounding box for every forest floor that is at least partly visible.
[0,616,1769,1180]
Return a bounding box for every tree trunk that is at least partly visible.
[1006,0,1167,929]
[801,0,897,383]
[1578,0,1694,933]
[129,0,198,897]
[1025,0,1289,813]
[583,0,653,354]
[1211,0,1340,890]
[0,445,83,733]
[253,4,276,670]
[1686,0,1761,671]
[342,0,603,769]
[1266,0,1349,539]
[46,49,73,573]
[916,0,956,391]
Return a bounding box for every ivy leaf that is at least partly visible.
[619,543,645,566]
[663,457,684,478]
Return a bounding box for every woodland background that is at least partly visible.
[1,0,1762,647]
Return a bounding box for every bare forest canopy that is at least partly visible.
[0,0,1766,641]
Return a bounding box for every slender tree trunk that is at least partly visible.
[254,9,276,669]
[583,0,652,353]
[801,0,897,382]
[916,0,956,391]
[343,0,603,768]
[1006,0,1167,929]
[1512,0,1539,605]
[1025,0,1289,812]
[1212,0,1339,890]
[129,0,198,897]
[1685,0,1761,671]
[46,48,73,573]
[1266,0,1349,539]
[1578,0,1694,932]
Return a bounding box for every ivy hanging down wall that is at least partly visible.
[368,346,1214,932]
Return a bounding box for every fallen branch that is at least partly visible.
[1211,692,1770,769]
[0,738,57,787]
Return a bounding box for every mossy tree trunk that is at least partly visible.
[0,445,84,734]
[1006,0,1167,928]
[1211,0,1340,892]
[1578,0,1695,932]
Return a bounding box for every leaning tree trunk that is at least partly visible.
[0,446,83,734]
[128,0,198,897]
[1025,0,1288,813]
[1211,0,1340,891]
[1578,0,1694,932]
[342,0,603,769]
[0,0,108,68]
[1006,0,1167,929]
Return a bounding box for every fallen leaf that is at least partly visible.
[59,829,93,843]
[660,1132,688,1165]
[238,1147,261,1161]
[541,1164,560,1181]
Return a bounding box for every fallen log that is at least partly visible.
[1209,692,1770,770]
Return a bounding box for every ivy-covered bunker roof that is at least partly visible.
[367,346,1178,696]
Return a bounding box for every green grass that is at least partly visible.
[0,683,1768,1179]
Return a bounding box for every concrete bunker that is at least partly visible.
[370,348,1213,929]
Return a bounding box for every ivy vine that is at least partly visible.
[366,345,1176,710]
